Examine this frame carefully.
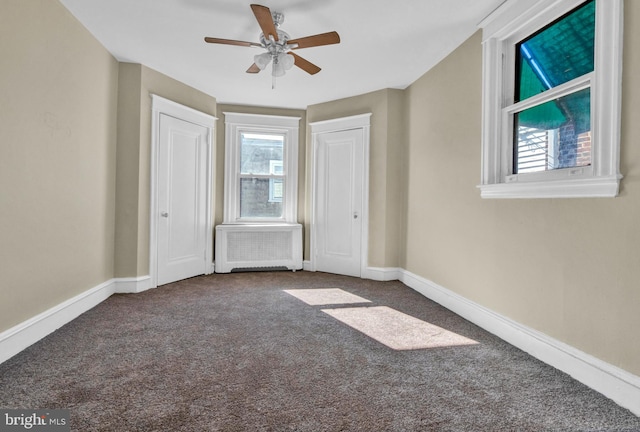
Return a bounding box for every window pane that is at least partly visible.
[240,178,283,218]
[240,133,284,175]
[515,0,594,102]
[514,87,591,173]
[269,178,283,202]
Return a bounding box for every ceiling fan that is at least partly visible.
[204,4,340,80]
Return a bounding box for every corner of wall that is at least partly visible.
[115,63,143,278]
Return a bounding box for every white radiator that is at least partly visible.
[214,223,303,273]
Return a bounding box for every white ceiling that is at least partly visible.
[59,0,505,109]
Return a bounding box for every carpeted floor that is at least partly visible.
[1,271,639,431]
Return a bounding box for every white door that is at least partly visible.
[314,128,364,277]
[157,114,209,285]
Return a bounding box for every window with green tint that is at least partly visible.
[479,0,622,198]
[515,0,595,102]
[514,88,591,173]
[512,0,594,174]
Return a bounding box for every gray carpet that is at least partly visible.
[1,271,639,431]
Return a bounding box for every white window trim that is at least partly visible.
[223,112,300,223]
[478,0,623,199]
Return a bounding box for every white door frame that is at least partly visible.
[150,95,217,288]
[309,113,371,276]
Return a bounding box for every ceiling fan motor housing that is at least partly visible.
[259,29,292,54]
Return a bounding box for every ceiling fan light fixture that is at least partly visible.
[272,52,294,77]
[278,53,295,71]
[254,52,272,70]
[272,60,286,77]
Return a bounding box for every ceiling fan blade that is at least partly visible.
[246,63,261,73]
[250,4,278,41]
[290,52,321,75]
[288,31,340,49]
[204,37,262,48]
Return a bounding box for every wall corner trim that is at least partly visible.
[363,267,402,281]
[398,269,640,417]
[113,276,153,294]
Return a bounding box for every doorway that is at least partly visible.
[150,95,216,286]
[310,114,371,278]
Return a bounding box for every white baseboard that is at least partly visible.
[301,262,400,281]
[114,275,153,293]
[399,269,640,417]
[0,279,116,365]
[363,267,402,281]
[0,275,155,365]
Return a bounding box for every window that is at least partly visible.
[223,113,300,223]
[239,132,284,216]
[478,0,623,198]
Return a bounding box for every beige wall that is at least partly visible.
[115,64,143,277]
[306,89,406,267]
[385,90,408,267]
[114,64,217,277]
[0,1,118,331]
[402,1,640,376]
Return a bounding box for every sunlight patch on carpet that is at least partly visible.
[283,288,372,305]
[322,306,479,350]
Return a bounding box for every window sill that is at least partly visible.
[478,175,622,199]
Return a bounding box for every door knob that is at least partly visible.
[161,212,169,218]
[353,212,359,219]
